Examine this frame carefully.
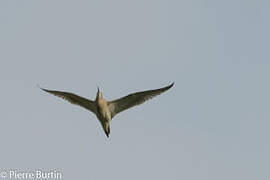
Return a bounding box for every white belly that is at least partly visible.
[97,100,111,121]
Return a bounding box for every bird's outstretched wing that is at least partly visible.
[108,83,174,118]
[40,87,97,115]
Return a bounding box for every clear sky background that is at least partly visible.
[0,0,269,180]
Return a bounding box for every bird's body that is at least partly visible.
[96,93,111,137]
[40,83,174,137]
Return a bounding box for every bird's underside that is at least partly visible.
[40,82,174,137]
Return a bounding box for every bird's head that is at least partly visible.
[96,86,103,99]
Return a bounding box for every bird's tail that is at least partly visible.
[104,123,110,138]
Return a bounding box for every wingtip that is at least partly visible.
[169,82,174,88]
[37,84,45,91]
[37,84,49,93]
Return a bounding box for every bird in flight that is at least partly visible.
[40,83,174,137]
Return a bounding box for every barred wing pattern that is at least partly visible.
[108,83,174,118]
[41,88,97,115]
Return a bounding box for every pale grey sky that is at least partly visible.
[0,0,269,180]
